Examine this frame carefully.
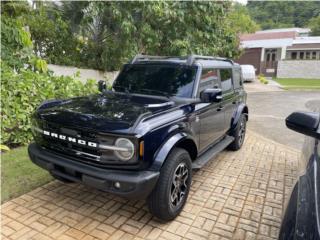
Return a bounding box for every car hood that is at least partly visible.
[35,92,177,134]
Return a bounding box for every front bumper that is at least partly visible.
[28,143,159,199]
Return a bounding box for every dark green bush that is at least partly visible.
[1,62,98,146]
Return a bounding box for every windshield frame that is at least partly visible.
[112,63,199,99]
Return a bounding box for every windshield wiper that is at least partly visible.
[113,86,171,99]
[138,89,172,98]
[113,86,130,94]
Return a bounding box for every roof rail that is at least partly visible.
[186,55,234,65]
[131,54,186,64]
[130,54,234,65]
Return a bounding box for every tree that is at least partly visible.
[63,1,242,71]
[247,1,320,30]
[1,1,97,146]
[228,3,259,34]
[309,15,320,36]
[25,3,82,66]
[1,1,33,69]
[3,1,244,71]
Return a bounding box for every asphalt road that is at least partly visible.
[247,91,320,149]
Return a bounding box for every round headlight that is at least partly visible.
[114,138,135,161]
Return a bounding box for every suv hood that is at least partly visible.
[35,92,176,134]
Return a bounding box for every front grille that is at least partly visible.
[33,120,139,168]
[45,138,101,162]
[37,122,116,165]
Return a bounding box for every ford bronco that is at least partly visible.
[29,55,248,220]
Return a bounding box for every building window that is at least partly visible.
[306,51,310,59]
[291,52,297,60]
[266,53,270,61]
[299,52,304,60]
[312,51,317,60]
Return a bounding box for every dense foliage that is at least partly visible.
[308,15,320,36]
[26,7,82,66]
[1,2,98,147]
[247,1,320,30]
[3,1,257,71]
[75,1,243,71]
[1,62,97,146]
[227,3,259,34]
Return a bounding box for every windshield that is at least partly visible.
[113,64,197,98]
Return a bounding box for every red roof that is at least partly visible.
[240,31,298,41]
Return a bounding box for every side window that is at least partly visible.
[198,69,219,93]
[233,68,242,89]
[219,69,233,93]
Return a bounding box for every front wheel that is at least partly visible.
[228,113,247,151]
[147,148,192,221]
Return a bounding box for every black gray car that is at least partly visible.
[279,111,320,239]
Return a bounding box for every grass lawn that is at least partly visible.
[274,78,320,90]
[1,146,52,203]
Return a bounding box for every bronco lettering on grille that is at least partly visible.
[42,129,98,147]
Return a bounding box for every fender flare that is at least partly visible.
[230,103,249,131]
[149,132,196,171]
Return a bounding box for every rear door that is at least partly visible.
[196,68,225,152]
[219,68,237,132]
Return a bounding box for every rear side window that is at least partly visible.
[219,69,233,93]
[233,68,242,89]
[198,69,219,93]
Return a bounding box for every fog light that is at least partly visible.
[114,182,121,189]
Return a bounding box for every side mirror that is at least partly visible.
[286,111,320,139]
[200,88,222,103]
[98,80,106,92]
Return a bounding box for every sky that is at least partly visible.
[235,0,248,5]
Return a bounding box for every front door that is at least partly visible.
[264,48,278,77]
[196,69,225,152]
[266,49,277,68]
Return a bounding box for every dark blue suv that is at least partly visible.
[28,55,248,220]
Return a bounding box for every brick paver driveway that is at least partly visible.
[1,131,299,240]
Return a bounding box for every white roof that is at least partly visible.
[240,38,293,49]
[241,36,320,49]
[256,28,311,34]
[293,37,320,44]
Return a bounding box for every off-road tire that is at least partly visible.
[51,173,74,183]
[228,113,246,151]
[147,148,192,221]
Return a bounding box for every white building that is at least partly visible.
[237,28,320,78]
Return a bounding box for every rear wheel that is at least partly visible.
[147,148,192,221]
[228,113,246,150]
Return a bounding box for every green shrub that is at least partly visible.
[1,62,98,147]
[257,74,268,84]
[258,74,265,80]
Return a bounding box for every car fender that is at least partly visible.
[149,132,196,171]
[230,103,248,131]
